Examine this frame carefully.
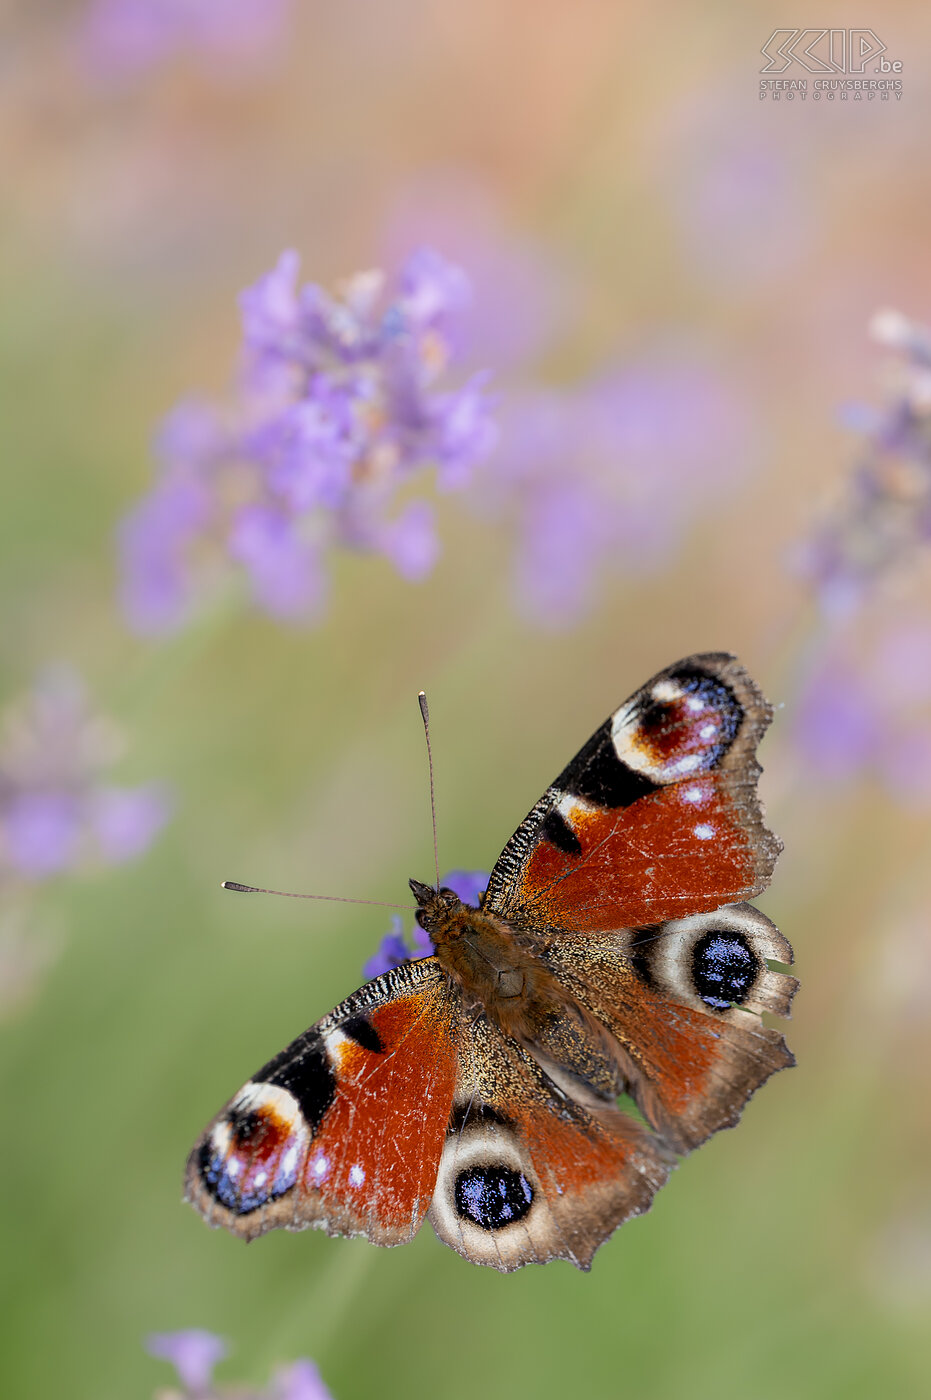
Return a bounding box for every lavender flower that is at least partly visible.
[799,309,931,618]
[791,620,931,803]
[475,355,749,626]
[271,1360,332,1400]
[364,869,489,978]
[0,668,171,880]
[119,249,496,633]
[146,1330,332,1400]
[82,0,293,80]
[381,176,572,370]
[147,1330,227,1395]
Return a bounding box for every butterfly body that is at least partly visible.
[411,880,626,1101]
[186,654,797,1271]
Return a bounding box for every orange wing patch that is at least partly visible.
[305,992,459,1239]
[519,779,760,931]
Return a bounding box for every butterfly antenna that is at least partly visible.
[222,882,414,912]
[418,690,441,892]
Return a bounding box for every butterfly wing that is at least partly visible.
[185,958,460,1245]
[185,954,672,1271]
[428,1013,674,1272]
[539,903,798,1153]
[483,653,780,934]
[481,653,794,1161]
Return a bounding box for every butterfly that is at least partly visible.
[185,653,797,1272]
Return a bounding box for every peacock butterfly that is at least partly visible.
[185,653,797,1271]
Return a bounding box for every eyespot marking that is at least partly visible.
[454,1166,534,1231]
[612,668,743,783]
[197,1094,305,1216]
[692,930,758,1009]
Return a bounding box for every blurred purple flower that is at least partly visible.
[145,1331,333,1400]
[228,506,325,621]
[363,870,489,979]
[91,784,173,863]
[657,93,812,286]
[381,176,573,370]
[3,792,82,879]
[473,354,750,626]
[799,310,931,618]
[363,913,431,980]
[81,0,293,81]
[119,249,496,634]
[442,869,489,905]
[792,620,931,804]
[362,915,409,980]
[0,669,171,881]
[272,1359,333,1400]
[147,1330,227,1394]
[118,401,221,633]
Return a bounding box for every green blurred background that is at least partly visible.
[2,3,930,1397]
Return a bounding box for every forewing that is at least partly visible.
[185,958,460,1246]
[483,654,780,934]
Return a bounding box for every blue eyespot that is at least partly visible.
[692,931,757,1009]
[454,1166,534,1230]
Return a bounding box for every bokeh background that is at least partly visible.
[2,3,930,1398]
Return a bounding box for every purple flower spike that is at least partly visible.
[82,0,293,81]
[791,620,931,805]
[474,353,748,626]
[799,310,931,616]
[362,871,489,978]
[119,248,495,633]
[239,250,303,368]
[363,915,410,980]
[381,177,572,369]
[3,791,81,879]
[0,669,171,881]
[376,502,439,581]
[441,869,489,906]
[272,1358,334,1400]
[91,783,173,864]
[793,658,880,781]
[229,507,325,621]
[146,1329,227,1393]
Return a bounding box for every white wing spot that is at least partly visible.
[253,1170,267,1187]
[694,823,715,840]
[687,695,705,712]
[281,1144,300,1177]
[349,1164,366,1187]
[311,1152,329,1180]
[652,680,683,703]
[682,786,704,803]
[699,723,717,739]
